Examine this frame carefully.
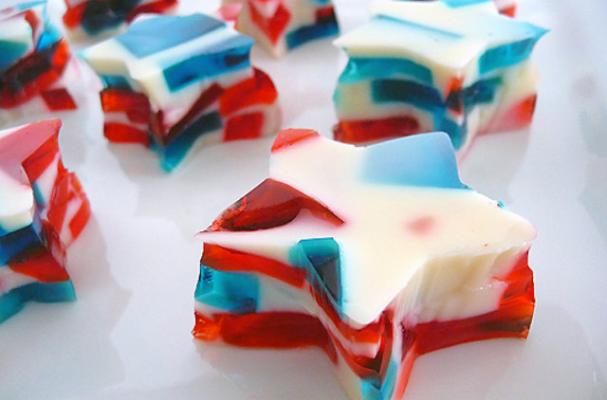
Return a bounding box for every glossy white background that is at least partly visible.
[1,0,606,399]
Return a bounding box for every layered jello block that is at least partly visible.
[0,120,90,323]
[62,0,178,40]
[333,1,545,154]
[220,0,339,57]
[0,1,78,122]
[193,129,537,399]
[82,13,281,171]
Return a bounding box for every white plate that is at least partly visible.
[1,1,606,399]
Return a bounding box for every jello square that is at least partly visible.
[193,129,537,400]
[0,120,90,323]
[333,1,546,155]
[220,0,340,57]
[82,13,281,172]
[0,1,78,123]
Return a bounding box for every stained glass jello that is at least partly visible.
[82,13,281,171]
[0,120,90,323]
[333,1,546,154]
[193,129,537,399]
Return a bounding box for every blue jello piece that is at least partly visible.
[117,14,226,58]
[371,79,443,112]
[162,35,252,91]
[156,111,223,172]
[195,265,259,314]
[286,19,339,50]
[361,132,467,189]
[0,280,76,324]
[339,57,434,86]
[479,34,546,74]
[289,238,342,305]
[0,41,29,71]
[0,221,44,265]
[360,360,398,400]
[100,74,132,90]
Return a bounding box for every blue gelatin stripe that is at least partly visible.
[361,132,467,189]
[0,222,43,265]
[371,79,443,112]
[286,19,339,50]
[162,35,252,92]
[339,57,433,86]
[100,74,132,89]
[157,111,222,172]
[117,15,226,58]
[479,35,545,74]
[195,265,259,314]
[289,238,342,304]
[0,280,76,324]
[0,40,29,71]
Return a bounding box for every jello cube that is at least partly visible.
[0,1,78,122]
[333,1,546,154]
[193,129,537,399]
[0,120,90,323]
[62,0,178,40]
[221,0,339,57]
[82,13,281,172]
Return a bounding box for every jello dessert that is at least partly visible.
[82,13,281,172]
[62,0,178,40]
[0,1,78,123]
[220,0,339,57]
[0,120,90,323]
[333,1,546,155]
[193,129,537,399]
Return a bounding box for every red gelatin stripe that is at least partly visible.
[103,122,150,145]
[41,88,77,111]
[271,129,319,152]
[501,5,517,17]
[334,116,421,144]
[223,112,264,141]
[127,0,177,22]
[62,3,86,28]
[248,1,291,45]
[0,40,70,108]
[206,178,344,232]
[220,69,278,116]
[202,243,307,288]
[9,247,69,283]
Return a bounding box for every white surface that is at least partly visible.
[0,0,606,399]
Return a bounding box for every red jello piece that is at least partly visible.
[202,243,307,288]
[127,0,177,22]
[0,40,70,108]
[62,3,86,28]
[154,83,224,144]
[206,178,344,232]
[271,128,319,152]
[9,247,69,283]
[103,122,150,145]
[223,112,264,141]
[501,5,517,17]
[41,88,77,111]
[219,68,278,116]
[334,116,421,144]
[248,0,291,45]
[487,94,537,133]
[315,6,337,23]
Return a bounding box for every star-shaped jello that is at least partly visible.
[0,120,90,323]
[193,129,536,399]
[82,13,281,171]
[333,0,546,154]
